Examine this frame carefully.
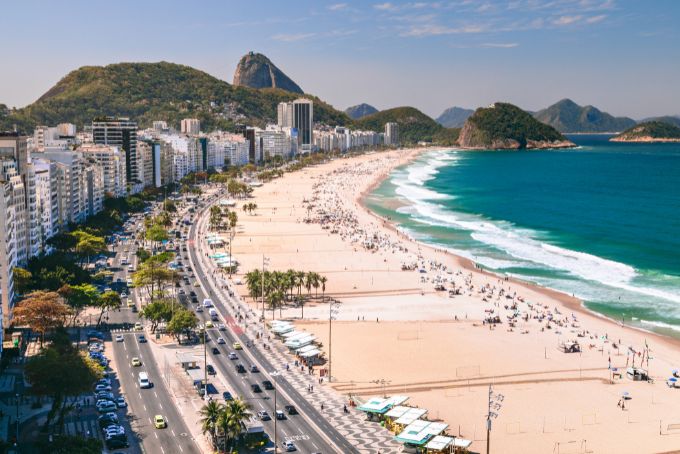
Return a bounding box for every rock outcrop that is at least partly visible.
[233,52,303,94]
[345,103,378,119]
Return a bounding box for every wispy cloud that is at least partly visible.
[481,42,519,48]
[271,33,316,42]
[401,23,487,37]
[374,2,396,10]
[586,14,607,24]
[328,3,348,11]
[553,15,582,25]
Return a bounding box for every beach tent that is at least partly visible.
[299,348,321,358]
[425,436,473,453]
[385,406,411,419]
[285,335,316,349]
[296,344,317,354]
[272,324,294,335]
[219,199,237,207]
[282,331,308,340]
[394,408,428,426]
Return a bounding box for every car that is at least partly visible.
[275,410,286,420]
[251,383,262,393]
[217,337,225,344]
[96,392,115,401]
[205,321,214,328]
[105,438,129,449]
[97,402,118,413]
[206,365,216,376]
[131,357,142,367]
[233,342,242,350]
[97,378,112,386]
[222,391,233,401]
[211,347,220,355]
[98,413,119,428]
[193,281,200,287]
[134,322,142,331]
[284,405,298,415]
[178,288,185,295]
[115,397,127,408]
[250,365,259,373]
[196,306,203,312]
[228,352,238,360]
[115,335,124,342]
[282,441,297,452]
[120,292,128,298]
[262,380,274,390]
[189,290,197,297]
[128,300,135,307]
[257,410,271,421]
[138,334,147,343]
[218,323,226,331]
[235,364,246,373]
[154,415,167,429]
[95,384,112,392]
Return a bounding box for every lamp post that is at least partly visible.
[203,328,208,400]
[15,393,19,446]
[270,371,280,454]
[486,385,504,454]
[261,255,269,328]
[328,300,341,383]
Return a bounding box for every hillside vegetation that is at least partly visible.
[459,103,573,149]
[611,121,680,142]
[354,106,459,145]
[0,62,349,133]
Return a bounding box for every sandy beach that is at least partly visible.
[219,148,680,454]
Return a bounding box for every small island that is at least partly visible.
[458,102,576,150]
[610,121,680,143]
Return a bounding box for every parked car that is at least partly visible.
[95,384,112,392]
[115,335,124,342]
[206,365,216,376]
[97,402,117,413]
[222,391,233,401]
[115,397,127,408]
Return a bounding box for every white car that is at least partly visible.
[217,337,226,345]
[115,335,124,342]
[115,397,127,408]
[228,352,238,360]
[218,323,226,331]
[282,440,296,451]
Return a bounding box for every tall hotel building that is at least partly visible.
[277,98,313,153]
[92,117,138,186]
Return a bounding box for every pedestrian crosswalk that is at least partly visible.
[63,416,101,439]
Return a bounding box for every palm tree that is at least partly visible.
[312,272,321,299]
[225,398,252,448]
[320,275,328,303]
[199,400,224,447]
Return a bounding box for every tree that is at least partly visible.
[59,283,100,326]
[216,398,252,452]
[139,299,173,333]
[136,248,151,262]
[25,328,102,429]
[13,291,70,345]
[96,291,121,326]
[199,400,224,447]
[72,230,107,264]
[167,308,198,343]
[13,267,32,295]
[146,223,169,246]
[133,257,177,302]
[320,275,328,303]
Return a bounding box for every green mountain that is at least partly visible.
[611,121,680,142]
[642,116,680,128]
[353,106,459,145]
[0,62,349,133]
[232,52,303,94]
[345,103,378,119]
[533,99,635,133]
[459,102,574,149]
[436,106,474,128]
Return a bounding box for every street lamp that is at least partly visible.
[270,371,281,454]
[486,385,504,454]
[202,328,208,400]
[261,255,270,327]
[328,300,341,383]
[15,393,19,446]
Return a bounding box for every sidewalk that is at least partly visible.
[193,204,401,453]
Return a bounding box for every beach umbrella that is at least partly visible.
[672,369,679,377]
[668,377,677,383]
[621,391,630,399]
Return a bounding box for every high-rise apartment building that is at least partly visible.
[38,148,85,227]
[180,118,201,135]
[32,158,59,254]
[385,122,399,146]
[92,117,138,185]
[79,144,127,197]
[277,99,313,153]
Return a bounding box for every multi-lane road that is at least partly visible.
[102,189,358,453]
[106,229,201,454]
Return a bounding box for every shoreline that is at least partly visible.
[222,147,680,454]
[357,147,680,351]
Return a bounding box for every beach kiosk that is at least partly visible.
[384,406,428,433]
[394,420,449,453]
[357,396,409,422]
[425,436,473,453]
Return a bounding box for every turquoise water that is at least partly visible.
[365,136,680,336]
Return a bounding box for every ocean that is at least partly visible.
[364,135,680,337]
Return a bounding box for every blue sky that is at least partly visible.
[2,0,679,119]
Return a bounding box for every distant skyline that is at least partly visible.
[2,0,679,119]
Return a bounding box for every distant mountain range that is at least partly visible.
[232,52,303,94]
[533,99,636,133]
[435,107,474,128]
[642,116,680,128]
[344,103,378,120]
